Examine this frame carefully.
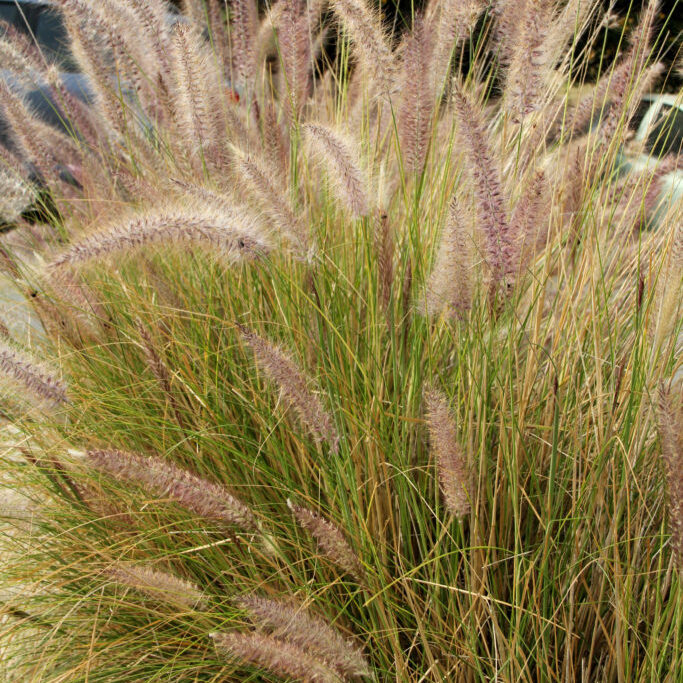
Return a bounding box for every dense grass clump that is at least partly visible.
[0,0,681,680]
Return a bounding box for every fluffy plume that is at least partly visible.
[512,170,550,271]
[0,82,76,186]
[170,23,226,158]
[599,1,662,144]
[58,1,130,136]
[211,631,343,682]
[181,0,206,26]
[49,206,269,269]
[277,0,312,123]
[0,20,46,84]
[206,0,230,70]
[503,0,553,120]
[237,595,371,678]
[397,15,434,173]
[230,0,259,87]
[287,500,364,581]
[239,326,339,452]
[492,0,528,66]
[427,0,484,96]
[453,87,514,291]
[235,153,308,248]
[0,165,34,223]
[553,59,633,142]
[261,98,290,179]
[424,385,470,518]
[84,448,257,531]
[657,385,683,566]
[128,0,174,87]
[107,564,204,609]
[653,214,683,347]
[0,342,68,405]
[374,211,394,310]
[425,197,473,318]
[329,0,395,94]
[304,124,370,218]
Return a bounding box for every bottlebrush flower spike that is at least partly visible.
[304,123,371,219]
[424,385,471,518]
[511,170,550,272]
[230,0,259,87]
[235,153,309,249]
[48,205,270,269]
[107,564,205,609]
[0,341,68,406]
[211,631,343,682]
[657,385,683,566]
[170,23,225,156]
[452,85,514,293]
[329,0,395,95]
[239,326,340,453]
[427,0,484,96]
[503,0,553,119]
[287,500,364,581]
[277,0,312,123]
[397,15,434,173]
[237,595,371,678]
[84,448,257,531]
[425,197,473,318]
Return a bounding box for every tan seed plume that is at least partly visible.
[211,630,343,682]
[107,564,204,609]
[235,153,309,249]
[85,448,257,531]
[657,385,683,566]
[237,594,371,679]
[425,197,473,318]
[288,500,364,581]
[304,123,371,219]
[329,0,395,95]
[0,341,68,405]
[49,206,270,269]
[239,326,339,453]
[424,385,471,518]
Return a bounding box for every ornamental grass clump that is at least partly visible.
[0,0,682,680]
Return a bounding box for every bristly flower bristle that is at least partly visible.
[287,500,364,581]
[211,630,344,682]
[452,86,515,294]
[237,594,371,678]
[424,385,471,518]
[0,342,68,406]
[304,123,371,219]
[235,153,309,249]
[239,326,340,453]
[107,564,205,609]
[397,14,434,173]
[48,206,270,269]
[425,196,473,318]
[657,385,683,566]
[329,0,395,95]
[85,449,258,531]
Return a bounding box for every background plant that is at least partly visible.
[0,0,681,681]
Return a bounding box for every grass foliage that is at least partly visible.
[0,0,682,680]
